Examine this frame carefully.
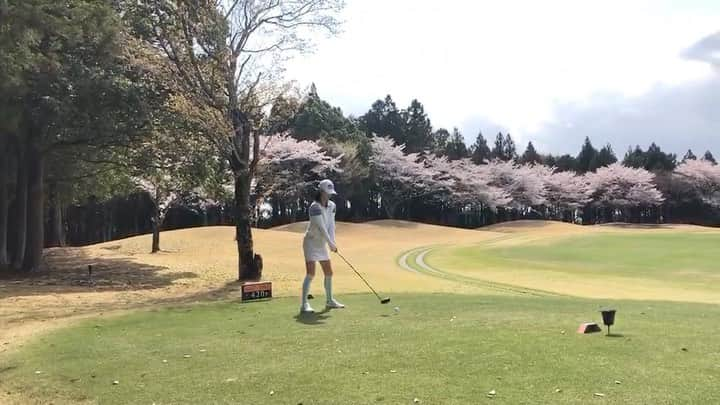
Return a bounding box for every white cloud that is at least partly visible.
[285,0,720,152]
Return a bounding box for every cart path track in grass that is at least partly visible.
[398,244,561,297]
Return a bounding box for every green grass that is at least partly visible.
[5,294,720,404]
[428,232,720,290]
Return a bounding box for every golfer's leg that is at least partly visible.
[321,260,344,308]
[301,261,316,311]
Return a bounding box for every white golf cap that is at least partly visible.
[318,179,337,195]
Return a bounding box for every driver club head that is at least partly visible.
[380,297,391,304]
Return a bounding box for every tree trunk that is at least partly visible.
[23,145,44,272]
[151,219,160,253]
[235,174,259,280]
[384,201,399,219]
[134,195,142,234]
[56,206,65,246]
[228,106,261,282]
[151,196,160,253]
[0,141,8,268]
[151,207,161,253]
[47,182,65,247]
[12,150,28,271]
[106,205,113,241]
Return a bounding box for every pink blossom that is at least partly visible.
[586,163,664,207]
[675,159,720,207]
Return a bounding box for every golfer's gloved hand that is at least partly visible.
[330,244,338,253]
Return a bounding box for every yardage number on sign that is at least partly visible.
[241,282,272,302]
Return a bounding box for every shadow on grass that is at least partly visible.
[597,223,676,230]
[294,309,331,325]
[366,220,422,229]
[0,247,196,299]
[606,333,625,338]
[0,366,18,374]
[484,220,567,230]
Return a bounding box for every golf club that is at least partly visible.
[335,251,391,304]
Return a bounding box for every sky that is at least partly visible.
[284,0,720,156]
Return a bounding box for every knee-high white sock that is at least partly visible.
[302,275,314,305]
[324,276,333,302]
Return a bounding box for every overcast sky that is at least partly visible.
[285,0,720,156]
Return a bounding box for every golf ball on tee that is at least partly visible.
[393,306,400,313]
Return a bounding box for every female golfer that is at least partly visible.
[300,179,345,313]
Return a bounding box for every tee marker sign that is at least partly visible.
[577,322,602,334]
[241,281,272,302]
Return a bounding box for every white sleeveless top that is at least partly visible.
[304,200,336,245]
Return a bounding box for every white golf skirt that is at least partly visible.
[303,237,329,262]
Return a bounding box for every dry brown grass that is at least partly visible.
[0,221,500,354]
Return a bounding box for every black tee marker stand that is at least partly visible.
[600,308,616,336]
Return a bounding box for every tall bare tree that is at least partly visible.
[124,1,344,280]
[0,135,9,268]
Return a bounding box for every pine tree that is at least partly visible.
[491,132,505,160]
[683,149,697,162]
[470,131,491,164]
[292,86,357,141]
[644,143,677,171]
[543,154,557,168]
[520,141,541,165]
[359,95,404,144]
[382,95,405,145]
[623,145,645,169]
[576,137,599,173]
[503,134,517,161]
[703,150,717,165]
[555,155,577,172]
[595,144,618,169]
[401,99,433,153]
[431,128,450,155]
[444,128,469,161]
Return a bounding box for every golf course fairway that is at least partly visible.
[4,294,720,404]
[3,221,720,404]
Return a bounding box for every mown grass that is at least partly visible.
[4,293,720,404]
[428,232,720,292]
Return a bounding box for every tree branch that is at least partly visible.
[234,54,253,90]
[48,167,120,183]
[243,39,296,54]
[179,8,216,102]
[224,0,242,20]
[240,72,263,107]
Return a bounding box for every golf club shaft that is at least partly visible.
[335,252,384,301]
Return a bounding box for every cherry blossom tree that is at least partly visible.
[585,163,664,222]
[544,170,591,221]
[254,134,342,198]
[133,176,181,253]
[369,136,436,218]
[484,160,547,210]
[675,159,720,208]
[252,134,342,222]
[433,158,510,209]
[131,163,220,253]
[127,125,221,253]
[429,157,511,225]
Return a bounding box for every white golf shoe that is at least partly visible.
[326,299,346,309]
[300,302,315,313]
